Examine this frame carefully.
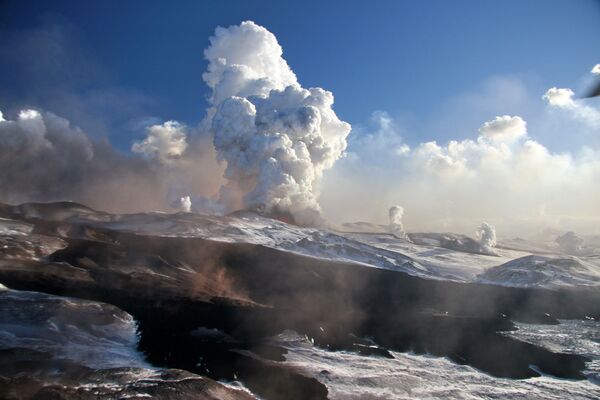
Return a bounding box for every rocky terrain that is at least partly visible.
[0,201,599,399]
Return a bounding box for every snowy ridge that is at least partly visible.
[274,322,600,400]
[5,202,600,288]
[72,211,434,279]
[477,255,600,288]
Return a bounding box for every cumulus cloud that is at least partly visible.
[321,105,600,235]
[0,108,93,202]
[543,87,600,126]
[543,87,575,108]
[1,20,349,224]
[202,21,351,225]
[2,19,599,237]
[0,107,223,213]
[132,121,188,163]
[479,115,527,143]
[592,64,600,75]
[203,21,297,105]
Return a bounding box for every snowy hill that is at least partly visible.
[3,201,600,289]
[477,255,600,289]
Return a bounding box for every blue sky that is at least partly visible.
[1,0,599,151]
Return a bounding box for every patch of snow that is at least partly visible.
[0,289,151,370]
[476,255,600,288]
[274,323,600,399]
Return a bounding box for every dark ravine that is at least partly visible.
[1,202,599,399]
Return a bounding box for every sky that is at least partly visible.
[0,0,599,234]
[1,0,599,147]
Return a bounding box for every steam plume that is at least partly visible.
[132,121,188,164]
[476,222,497,252]
[176,196,192,212]
[203,21,351,225]
[389,206,408,239]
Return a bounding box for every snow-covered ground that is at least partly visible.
[0,285,150,370]
[0,285,258,399]
[2,204,599,399]
[274,320,600,399]
[73,210,600,289]
[477,255,600,289]
[341,232,529,281]
[5,203,600,289]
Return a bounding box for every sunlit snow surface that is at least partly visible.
[275,320,600,400]
[72,211,600,288]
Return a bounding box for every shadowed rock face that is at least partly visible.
[0,288,257,400]
[0,202,599,399]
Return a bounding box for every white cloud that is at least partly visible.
[203,21,351,225]
[478,115,527,144]
[543,87,575,108]
[0,107,223,214]
[543,87,600,126]
[203,21,297,106]
[132,121,188,164]
[591,64,600,75]
[321,106,600,234]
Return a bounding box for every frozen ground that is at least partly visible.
[66,210,600,289]
[275,320,600,400]
[2,203,599,399]
[477,255,600,289]
[0,286,149,370]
